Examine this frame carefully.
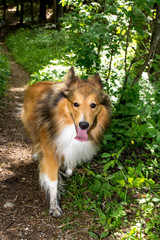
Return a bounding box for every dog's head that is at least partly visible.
[63,67,111,142]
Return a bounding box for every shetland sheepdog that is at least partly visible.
[21,67,111,217]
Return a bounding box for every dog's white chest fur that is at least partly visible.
[55,124,98,169]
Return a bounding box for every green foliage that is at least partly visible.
[60,0,155,77]
[0,49,10,98]
[61,0,125,73]
[61,2,107,73]
[6,28,67,73]
[65,147,159,238]
[121,194,160,239]
[104,79,160,155]
[29,62,69,85]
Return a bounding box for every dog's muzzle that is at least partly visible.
[71,114,89,142]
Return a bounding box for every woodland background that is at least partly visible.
[0,0,160,239]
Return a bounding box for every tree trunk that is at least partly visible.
[30,0,34,24]
[106,49,114,82]
[2,0,7,21]
[150,3,160,80]
[46,0,52,8]
[15,0,20,16]
[132,3,160,86]
[57,0,63,29]
[52,0,63,29]
[39,0,47,22]
[52,0,57,24]
[122,17,132,90]
[57,0,63,19]
[20,0,24,26]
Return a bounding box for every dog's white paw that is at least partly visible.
[65,168,73,177]
[32,153,39,161]
[49,205,62,217]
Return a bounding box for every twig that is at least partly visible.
[64,228,89,237]
[57,220,78,229]
[14,195,18,202]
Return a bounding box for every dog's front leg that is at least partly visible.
[39,131,62,217]
[40,173,62,217]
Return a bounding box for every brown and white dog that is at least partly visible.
[21,67,111,217]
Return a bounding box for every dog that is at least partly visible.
[21,67,111,217]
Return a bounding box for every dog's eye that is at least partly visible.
[90,103,97,109]
[73,102,79,107]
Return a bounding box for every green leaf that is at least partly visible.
[139,124,158,138]
[90,179,101,193]
[148,128,159,137]
[89,231,99,239]
[99,212,107,225]
[110,206,126,218]
[100,231,109,239]
[138,124,149,134]
[148,179,155,185]
[102,183,112,197]
[103,134,115,140]
[117,179,125,187]
[128,177,134,184]
[116,146,125,159]
[133,177,145,187]
[157,120,160,128]
[103,160,116,171]
[156,134,160,144]
[101,153,111,158]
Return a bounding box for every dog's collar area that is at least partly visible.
[70,114,88,142]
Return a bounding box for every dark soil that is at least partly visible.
[0,10,95,240]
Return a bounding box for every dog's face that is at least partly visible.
[64,68,110,142]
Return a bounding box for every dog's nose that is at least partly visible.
[79,121,89,130]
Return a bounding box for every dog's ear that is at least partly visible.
[64,67,79,87]
[101,92,111,111]
[63,67,80,96]
[88,73,103,90]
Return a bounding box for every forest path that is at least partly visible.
[0,23,31,182]
[0,42,60,239]
[0,14,38,240]
[0,11,90,240]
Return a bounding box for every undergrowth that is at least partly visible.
[64,93,160,239]
[0,48,10,100]
[5,27,160,239]
[6,28,67,73]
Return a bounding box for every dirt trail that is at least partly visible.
[0,12,92,240]
[0,21,64,240]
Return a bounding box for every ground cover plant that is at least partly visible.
[6,28,67,74]
[5,0,160,239]
[0,48,10,100]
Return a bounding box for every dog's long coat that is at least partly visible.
[21,67,111,216]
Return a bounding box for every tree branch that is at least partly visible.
[106,48,114,82]
[132,4,160,86]
[122,17,132,90]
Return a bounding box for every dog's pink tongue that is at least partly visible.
[75,127,88,142]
